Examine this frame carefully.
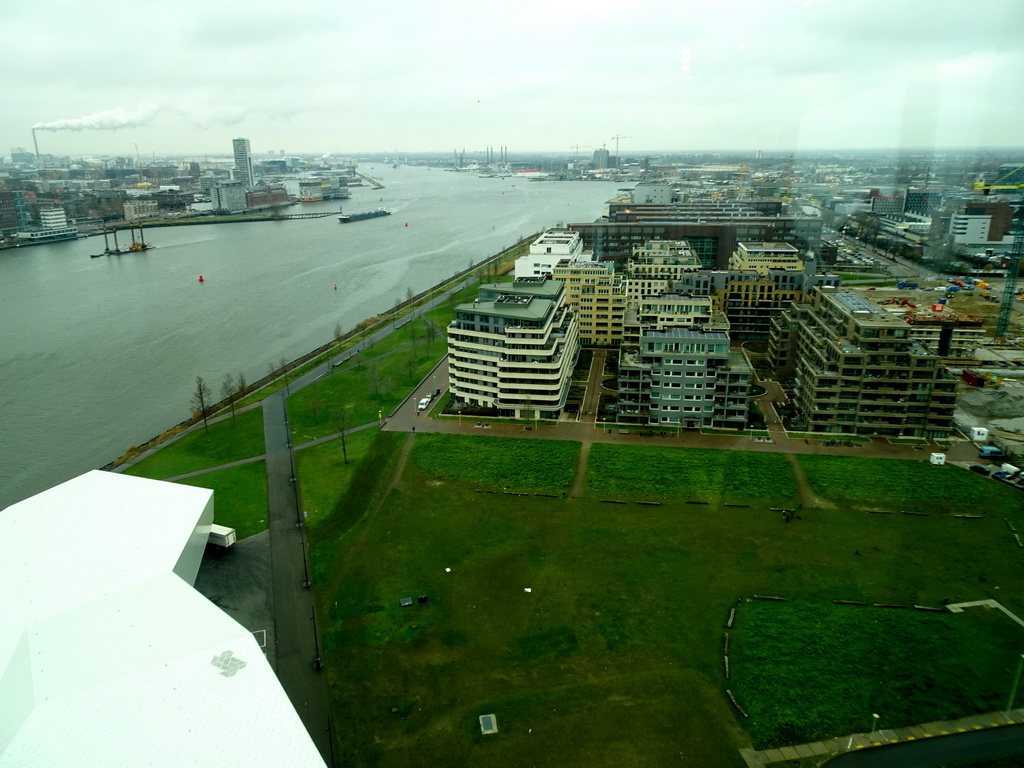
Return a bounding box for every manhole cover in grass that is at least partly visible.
[479,714,498,735]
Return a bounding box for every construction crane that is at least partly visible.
[570,144,592,163]
[971,179,1023,342]
[610,134,632,171]
[972,164,1024,195]
[995,217,1023,342]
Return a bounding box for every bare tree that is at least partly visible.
[333,322,343,343]
[424,321,438,347]
[403,348,418,383]
[309,381,323,424]
[368,360,383,397]
[236,370,248,397]
[278,357,289,389]
[221,373,237,422]
[406,286,414,303]
[192,376,213,433]
[332,402,350,464]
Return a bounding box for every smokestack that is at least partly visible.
[32,128,39,158]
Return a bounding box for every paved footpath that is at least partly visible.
[742,708,1024,767]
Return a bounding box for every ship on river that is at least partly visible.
[337,208,392,223]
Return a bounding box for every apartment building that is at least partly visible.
[618,328,751,429]
[767,289,957,438]
[622,293,719,345]
[727,242,803,274]
[625,240,703,299]
[514,229,584,278]
[569,199,822,265]
[550,258,628,346]
[447,278,579,418]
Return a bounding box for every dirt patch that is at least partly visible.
[785,454,834,509]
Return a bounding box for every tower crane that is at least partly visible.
[611,135,632,171]
[971,178,1023,342]
[972,164,1024,195]
[570,144,592,162]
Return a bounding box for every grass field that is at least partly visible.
[175,461,270,539]
[586,444,797,503]
[296,429,379,530]
[124,406,265,479]
[732,600,1024,749]
[796,454,1020,513]
[411,434,579,491]
[308,435,1024,767]
[288,321,445,442]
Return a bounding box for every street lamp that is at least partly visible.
[1007,654,1024,712]
[378,409,383,429]
[869,713,880,740]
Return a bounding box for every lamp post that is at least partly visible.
[378,409,383,429]
[869,713,880,741]
[1007,654,1024,712]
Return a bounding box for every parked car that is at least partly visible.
[993,470,1012,481]
[417,396,431,411]
[969,464,991,475]
[433,388,441,397]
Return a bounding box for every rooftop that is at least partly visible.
[0,471,325,768]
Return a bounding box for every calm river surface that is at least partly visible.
[0,167,620,509]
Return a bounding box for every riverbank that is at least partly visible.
[101,233,533,471]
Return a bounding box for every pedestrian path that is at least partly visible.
[740,707,1024,767]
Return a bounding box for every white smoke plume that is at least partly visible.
[33,104,161,132]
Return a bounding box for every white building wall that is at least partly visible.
[950,214,996,245]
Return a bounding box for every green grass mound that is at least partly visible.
[733,600,1023,749]
[125,407,265,479]
[176,462,268,539]
[797,455,1023,514]
[411,434,579,491]
[586,443,796,501]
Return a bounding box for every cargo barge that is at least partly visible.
[338,208,392,223]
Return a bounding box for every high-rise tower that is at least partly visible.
[232,137,254,188]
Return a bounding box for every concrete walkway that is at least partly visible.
[741,707,1024,767]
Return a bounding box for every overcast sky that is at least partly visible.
[3,0,1022,158]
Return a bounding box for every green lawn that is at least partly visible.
[796,455,1022,514]
[586,443,797,503]
[288,324,446,442]
[732,600,1024,749]
[175,461,269,539]
[410,434,579,491]
[308,437,1024,767]
[296,429,379,530]
[124,407,265,479]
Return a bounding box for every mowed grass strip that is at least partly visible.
[124,407,265,479]
[796,455,1024,514]
[732,600,1024,749]
[411,434,579,491]
[297,429,378,531]
[175,461,269,539]
[585,443,796,502]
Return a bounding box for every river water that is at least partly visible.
[0,167,620,509]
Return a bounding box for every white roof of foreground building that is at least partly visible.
[0,470,325,768]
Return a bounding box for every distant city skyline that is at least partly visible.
[3,0,1023,158]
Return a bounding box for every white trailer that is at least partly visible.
[208,524,237,548]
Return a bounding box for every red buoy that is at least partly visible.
[198,275,204,282]
[404,222,408,227]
